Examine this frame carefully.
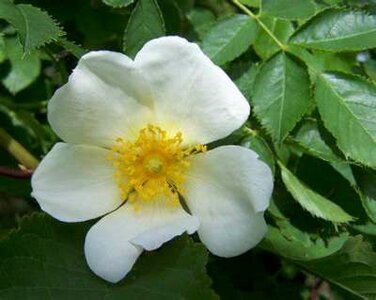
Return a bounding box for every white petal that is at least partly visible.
[84,197,199,283]
[85,222,142,284]
[48,51,152,148]
[135,36,250,145]
[184,145,273,257]
[31,143,121,222]
[130,200,199,251]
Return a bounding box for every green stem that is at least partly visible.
[0,127,39,169]
[243,126,258,136]
[232,0,287,50]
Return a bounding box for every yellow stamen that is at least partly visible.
[109,125,206,208]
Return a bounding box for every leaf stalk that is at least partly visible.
[232,0,287,50]
[0,127,39,170]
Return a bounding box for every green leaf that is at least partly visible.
[186,8,216,40]
[364,58,376,81]
[0,214,217,299]
[201,14,258,65]
[253,53,311,142]
[1,37,40,94]
[102,0,134,7]
[300,236,376,299]
[279,162,354,223]
[123,0,165,58]
[264,200,349,261]
[330,161,357,187]
[263,226,348,261]
[0,0,64,52]
[233,62,258,101]
[261,0,316,20]
[290,120,342,163]
[359,193,376,225]
[354,169,376,223]
[290,9,376,51]
[352,221,376,237]
[0,34,5,63]
[240,0,260,7]
[241,133,275,175]
[254,16,294,60]
[57,38,87,58]
[157,0,182,35]
[289,120,358,184]
[315,73,376,168]
[310,51,356,74]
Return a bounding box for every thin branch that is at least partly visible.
[232,0,287,50]
[0,128,39,170]
[0,166,33,179]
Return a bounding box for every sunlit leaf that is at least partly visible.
[290,9,376,51]
[263,226,348,261]
[279,162,355,223]
[186,8,216,39]
[315,73,376,168]
[254,16,294,60]
[240,0,260,7]
[262,0,316,20]
[1,37,40,94]
[290,120,342,163]
[253,53,311,142]
[201,14,257,65]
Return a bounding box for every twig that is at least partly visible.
[0,128,39,169]
[0,166,33,179]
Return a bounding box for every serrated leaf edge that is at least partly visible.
[252,52,313,143]
[278,161,355,223]
[203,15,257,65]
[261,0,316,21]
[289,7,376,52]
[123,0,165,55]
[315,72,376,168]
[15,4,65,54]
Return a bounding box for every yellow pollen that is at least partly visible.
[144,155,164,174]
[109,124,206,208]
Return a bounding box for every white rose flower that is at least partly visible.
[31,36,273,283]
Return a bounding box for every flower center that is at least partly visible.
[109,124,206,207]
[144,155,164,174]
